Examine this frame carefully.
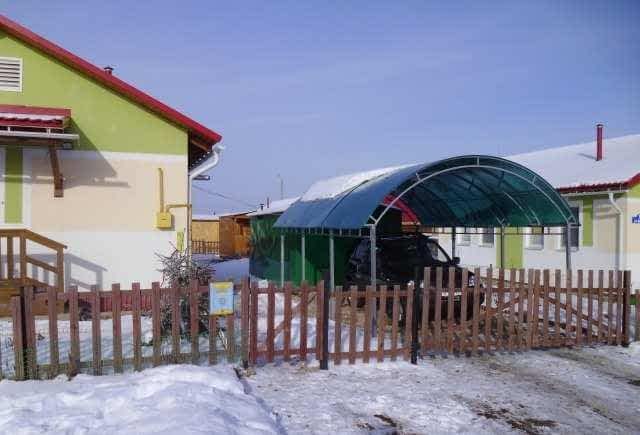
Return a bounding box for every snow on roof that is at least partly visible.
[248,197,300,217]
[192,214,219,221]
[508,134,640,191]
[300,165,412,201]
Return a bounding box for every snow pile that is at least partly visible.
[301,165,412,201]
[0,365,279,435]
[509,133,640,189]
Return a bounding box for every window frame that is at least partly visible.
[557,203,581,251]
[478,227,494,247]
[525,226,545,250]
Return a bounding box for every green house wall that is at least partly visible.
[0,31,188,155]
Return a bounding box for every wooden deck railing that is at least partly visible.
[192,239,220,255]
[0,229,66,294]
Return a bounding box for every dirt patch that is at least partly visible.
[472,402,556,435]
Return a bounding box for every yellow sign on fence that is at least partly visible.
[209,282,234,315]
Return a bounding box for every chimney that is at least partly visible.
[103,66,114,75]
[596,123,604,161]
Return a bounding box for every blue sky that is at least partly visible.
[4,1,639,214]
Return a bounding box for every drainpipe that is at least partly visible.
[187,144,223,253]
[607,192,623,270]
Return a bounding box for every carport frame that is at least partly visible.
[273,155,578,369]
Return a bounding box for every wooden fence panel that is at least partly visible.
[554,270,562,347]
[300,283,309,361]
[132,283,142,371]
[24,286,36,379]
[541,270,550,347]
[447,268,455,355]
[587,271,594,346]
[576,271,583,347]
[471,267,480,355]
[171,285,180,363]
[349,286,357,364]
[496,269,505,352]
[404,283,414,361]
[616,271,623,345]
[68,285,80,375]
[391,285,400,361]
[10,297,25,380]
[636,289,640,343]
[434,268,443,353]
[112,284,123,373]
[421,268,431,355]
[266,283,275,363]
[151,282,161,367]
[189,281,200,364]
[363,286,372,363]
[47,285,59,377]
[316,282,324,361]
[459,269,468,355]
[283,283,292,361]
[608,271,614,345]
[91,285,102,375]
[377,286,387,362]
[598,271,605,343]
[334,286,343,365]
[249,283,258,365]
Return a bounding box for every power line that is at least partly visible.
[192,185,258,208]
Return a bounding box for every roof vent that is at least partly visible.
[103,66,114,75]
[0,57,23,92]
[596,123,604,161]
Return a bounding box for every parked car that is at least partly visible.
[344,234,482,322]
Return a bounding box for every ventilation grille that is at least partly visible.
[0,57,22,92]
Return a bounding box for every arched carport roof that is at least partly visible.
[275,155,577,232]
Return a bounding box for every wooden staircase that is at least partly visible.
[0,229,66,316]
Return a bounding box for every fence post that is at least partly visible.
[411,267,420,364]
[622,270,631,346]
[240,278,249,369]
[320,279,330,370]
[10,296,25,380]
[23,286,37,379]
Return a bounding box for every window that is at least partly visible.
[0,57,22,92]
[480,228,494,246]
[456,228,471,245]
[526,227,544,249]
[560,206,580,249]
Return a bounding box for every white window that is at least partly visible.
[456,228,471,245]
[480,228,494,246]
[526,227,544,249]
[559,206,580,249]
[0,57,23,92]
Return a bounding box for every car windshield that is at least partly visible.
[378,236,451,264]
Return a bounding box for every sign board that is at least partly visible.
[632,214,640,224]
[209,282,234,315]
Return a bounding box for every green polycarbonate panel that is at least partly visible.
[275,155,575,231]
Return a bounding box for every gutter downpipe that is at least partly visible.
[607,192,623,270]
[187,144,223,254]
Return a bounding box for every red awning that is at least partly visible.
[0,104,70,130]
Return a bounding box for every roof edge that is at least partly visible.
[0,15,222,145]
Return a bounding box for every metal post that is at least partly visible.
[499,226,505,269]
[451,227,456,258]
[301,234,306,282]
[565,223,572,272]
[329,232,335,292]
[280,234,285,288]
[369,224,377,338]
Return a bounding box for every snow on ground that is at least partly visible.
[247,343,640,434]
[0,364,280,435]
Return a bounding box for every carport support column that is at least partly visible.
[499,226,505,269]
[565,223,572,273]
[451,227,457,258]
[280,234,285,288]
[369,224,377,338]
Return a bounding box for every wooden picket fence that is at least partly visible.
[7,280,249,380]
[3,267,635,380]
[246,268,634,366]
